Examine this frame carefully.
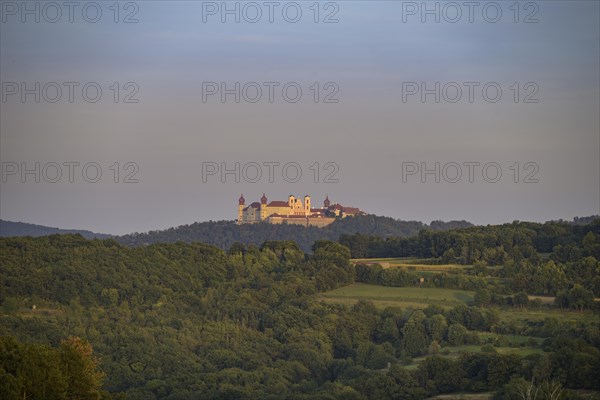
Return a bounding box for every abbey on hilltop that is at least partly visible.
[237,194,363,227]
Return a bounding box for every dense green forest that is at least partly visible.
[116,215,473,252]
[340,219,600,260]
[1,219,599,399]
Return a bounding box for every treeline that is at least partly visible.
[340,219,600,261]
[116,215,472,252]
[343,219,600,297]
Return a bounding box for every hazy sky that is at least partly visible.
[1,1,599,234]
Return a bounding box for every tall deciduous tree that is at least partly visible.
[402,310,428,357]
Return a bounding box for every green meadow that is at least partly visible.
[319,283,474,309]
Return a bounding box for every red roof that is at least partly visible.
[267,201,289,207]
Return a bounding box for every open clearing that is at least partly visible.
[319,283,594,324]
[317,283,597,324]
[426,394,493,400]
[351,257,470,272]
[528,295,555,305]
[318,283,474,308]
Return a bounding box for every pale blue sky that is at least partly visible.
[1,1,599,234]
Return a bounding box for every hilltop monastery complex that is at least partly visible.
[237,194,363,227]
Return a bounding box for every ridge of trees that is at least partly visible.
[116,215,473,251]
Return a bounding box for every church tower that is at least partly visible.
[304,195,311,214]
[323,195,330,208]
[238,194,245,224]
[260,193,268,221]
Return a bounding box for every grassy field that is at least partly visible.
[319,283,595,324]
[318,282,598,378]
[318,283,474,309]
[351,257,470,273]
[392,264,468,272]
[528,295,555,305]
[426,394,493,400]
[351,257,425,264]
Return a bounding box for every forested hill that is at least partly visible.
[117,215,473,251]
[2,223,599,399]
[0,220,111,240]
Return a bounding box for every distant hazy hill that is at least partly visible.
[117,214,473,252]
[0,220,111,240]
[4,214,596,251]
